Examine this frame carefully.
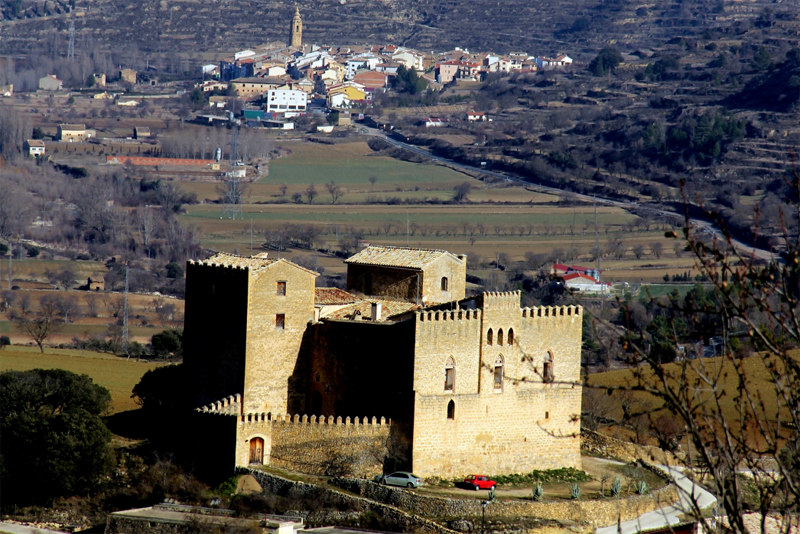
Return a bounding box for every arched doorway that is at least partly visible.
[249,437,264,465]
[311,390,323,416]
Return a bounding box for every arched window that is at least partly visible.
[441,277,449,291]
[487,329,493,345]
[444,357,455,392]
[447,400,455,420]
[507,328,514,345]
[493,355,504,391]
[543,352,554,383]
[497,329,504,346]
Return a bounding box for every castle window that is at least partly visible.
[543,352,554,383]
[277,281,286,296]
[447,400,455,420]
[444,357,455,392]
[487,329,493,345]
[494,355,504,391]
[497,329,504,346]
[276,314,285,330]
[507,328,514,345]
[441,277,448,291]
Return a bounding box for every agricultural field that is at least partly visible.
[0,287,184,345]
[0,346,162,413]
[176,139,696,284]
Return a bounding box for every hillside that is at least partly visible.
[0,0,795,58]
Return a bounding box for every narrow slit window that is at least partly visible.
[487,329,493,345]
[497,329,504,346]
[441,277,448,291]
[494,355,504,391]
[447,400,455,420]
[507,328,514,345]
[277,281,286,296]
[543,352,554,383]
[444,357,455,391]
[276,314,285,330]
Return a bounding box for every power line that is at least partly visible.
[221,127,244,220]
[67,20,75,60]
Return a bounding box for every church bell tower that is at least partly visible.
[291,7,303,49]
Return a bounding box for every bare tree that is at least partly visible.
[305,184,318,205]
[651,241,664,259]
[325,181,343,204]
[10,295,61,353]
[84,292,100,317]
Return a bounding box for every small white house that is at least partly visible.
[38,75,62,91]
[24,139,46,157]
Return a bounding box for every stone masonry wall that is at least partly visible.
[332,477,680,529]
[410,294,583,478]
[235,412,390,477]
[244,262,316,413]
[419,254,467,304]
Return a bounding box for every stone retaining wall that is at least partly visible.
[331,477,680,529]
[240,468,460,534]
[581,430,680,466]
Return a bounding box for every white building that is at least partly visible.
[24,139,46,157]
[266,88,308,113]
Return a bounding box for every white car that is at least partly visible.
[377,471,423,488]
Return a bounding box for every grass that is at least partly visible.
[490,467,593,486]
[0,345,163,413]
[261,141,473,185]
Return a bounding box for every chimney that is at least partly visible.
[371,302,382,322]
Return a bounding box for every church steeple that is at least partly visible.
[291,7,303,49]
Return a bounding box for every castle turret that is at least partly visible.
[291,7,303,49]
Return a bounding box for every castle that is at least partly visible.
[185,246,583,478]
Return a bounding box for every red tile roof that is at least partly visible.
[315,288,362,305]
[323,299,420,322]
[562,273,597,283]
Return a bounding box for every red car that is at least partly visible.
[464,475,497,490]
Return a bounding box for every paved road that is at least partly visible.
[596,465,717,534]
[0,523,69,534]
[361,126,774,262]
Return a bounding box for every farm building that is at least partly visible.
[38,75,62,91]
[185,246,583,478]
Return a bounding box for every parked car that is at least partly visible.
[378,472,423,488]
[464,475,497,490]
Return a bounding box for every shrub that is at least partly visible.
[570,483,581,499]
[531,482,544,501]
[0,335,9,349]
[637,480,649,494]
[610,476,622,497]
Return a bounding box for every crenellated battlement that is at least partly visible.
[520,305,582,320]
[197,394,242,415]
[416,309,482,322]
[482,290,521,310]
[237,412,390,428]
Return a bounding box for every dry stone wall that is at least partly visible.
[581,430,680,466]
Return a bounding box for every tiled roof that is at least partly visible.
[322,299,420,322]
[562,273,597,283]
[345,246,456,269]
[59,123,86,131]
[192,252,319,276]
[315,288,362,305]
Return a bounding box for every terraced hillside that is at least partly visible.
[0,0,793,59]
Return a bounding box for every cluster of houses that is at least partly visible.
[190,9,572,125]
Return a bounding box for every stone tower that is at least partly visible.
[291,7,303,49]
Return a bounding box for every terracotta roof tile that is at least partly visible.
[315,288,362,305]
[345,246,458,270]
[192,252,319,276]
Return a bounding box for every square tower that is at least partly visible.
[345,246,467,304]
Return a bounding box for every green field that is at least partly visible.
[262,141,472,185]
[0,346,162,413]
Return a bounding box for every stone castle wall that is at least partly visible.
[410,292,583,478]
[243,262,316,413]
[235,412,390,477]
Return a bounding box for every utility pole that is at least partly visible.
[250,219,253,254]
[123,264,129,359]
[67,20,75,60]
[406,210,410,247]
[7,242,11,291]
